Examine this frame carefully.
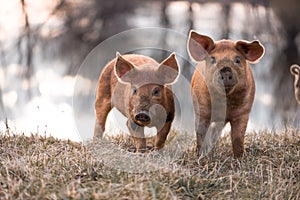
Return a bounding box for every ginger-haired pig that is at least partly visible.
[187,30,265,158]
[94,53,180,152]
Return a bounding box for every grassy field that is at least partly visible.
[0,128,299,199]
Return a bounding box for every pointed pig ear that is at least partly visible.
[157,53,180,85]
[114,52,135,83]
[235,40,265,63]
[290,64,300,76]
[187,30,215,62]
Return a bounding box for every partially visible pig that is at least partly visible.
[94,53,180,152]
[290,64,300,104]
[187,30,265,158]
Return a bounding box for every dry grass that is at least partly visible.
[0,128,299,199]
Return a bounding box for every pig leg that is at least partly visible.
[154,121,172,150]
[196,118,210,156]
[230,115,249,158]
[192,92,211,156]
[127,120,147,153]
[201,121,224,155]
[94,98,111,139]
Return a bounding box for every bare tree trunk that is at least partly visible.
[0,86,6,121]
[159,0,171,61]
[0,44,7,120]
[20,0,34,98]
[181,2,194,80]
[221,3,231,39]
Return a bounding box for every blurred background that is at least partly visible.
[0,0,299,141]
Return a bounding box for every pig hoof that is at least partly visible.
[128,146,137,153]
[127,146,149,153]
[233,153,244,159]
[136,148,148,153]
[146,145,154,151]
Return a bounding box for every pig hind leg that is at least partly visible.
[94,100,111,139]
[94,101,111,139]
[94,80,112,139]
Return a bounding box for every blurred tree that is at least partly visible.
[2,0,298,127]
[19,0,34,98]
[270,0,300,121]
[39,0,137,74]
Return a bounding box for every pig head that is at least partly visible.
[290,64,300,104]
[187,30,265,158]
[94,53,179,152]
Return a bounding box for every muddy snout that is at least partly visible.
[134,110,151,125]
[219,67,237,88]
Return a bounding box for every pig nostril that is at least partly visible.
[229,76,232,80]
[135,113,150,123]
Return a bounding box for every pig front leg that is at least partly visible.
[230,114,249,158]
[196,118,210,156]
[154,121,172,150]
[127,120,147,153]
[192,92,211,156]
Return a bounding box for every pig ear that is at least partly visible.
[290,64,300,76]
[235,40,265,63]
[187,30,215,62]
[114,52,135,83]
[158,53,180,85]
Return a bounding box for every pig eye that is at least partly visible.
[132,86,137,95]
[234,56,241,65]
[210,56,216,65]
[152,87,161,96]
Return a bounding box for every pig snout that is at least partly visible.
[134,110,151,123]
[131,94,152,126]
[134,110,151,125]
[219,67,236,88]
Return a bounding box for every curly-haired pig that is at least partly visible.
[94,53,180,152]
[187,30,265,158]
